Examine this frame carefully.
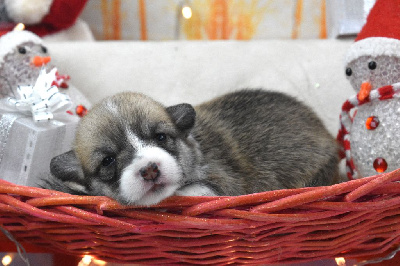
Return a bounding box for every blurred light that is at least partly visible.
[92,258,107,265]
[2,255,13,266]
[13,23,25,31]
[79,255,92,266]
[78,255,107,266]
[182,6,192,19]
[335,257,346,266]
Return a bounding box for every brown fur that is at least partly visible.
[192,90,339,195]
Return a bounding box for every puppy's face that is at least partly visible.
[49,92,196,206]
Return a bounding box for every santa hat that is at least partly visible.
[345,0,400,64]
[0,30,43,64]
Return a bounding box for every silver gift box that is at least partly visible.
[0,111,79,187]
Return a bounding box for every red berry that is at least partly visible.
[76,105,88,117]
[60,82,69,89]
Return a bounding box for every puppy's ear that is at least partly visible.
[50,150,84,182]
[38,151,90,195]
[166,103,196,133]
[44,150,89,195]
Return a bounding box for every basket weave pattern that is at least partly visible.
[1,169,400,264]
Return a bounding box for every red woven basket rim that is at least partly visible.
[1,169,400,264]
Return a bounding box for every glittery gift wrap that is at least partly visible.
[0,110,79,186]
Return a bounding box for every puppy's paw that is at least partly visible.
[176,183,217,196]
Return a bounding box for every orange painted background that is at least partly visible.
[80,0,328,41]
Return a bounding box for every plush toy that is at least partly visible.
[338,0,400,179]
[0,0,88,37]
[0,29,90,117]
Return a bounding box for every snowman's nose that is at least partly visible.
[358,82,372,102]
[31,56,51,67]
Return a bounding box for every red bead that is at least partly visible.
[76,105,88,117]
[366,116,379,130]
[373,157,388,173]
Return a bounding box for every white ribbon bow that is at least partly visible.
[4,68,72,122]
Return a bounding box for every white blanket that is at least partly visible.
[47,39,354,136]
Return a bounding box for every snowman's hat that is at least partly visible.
[345,0,400,64]
[0,29,42,64]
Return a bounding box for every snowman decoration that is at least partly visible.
[0,29,90,117]
[0,0,88,38]
[338,0,400,179]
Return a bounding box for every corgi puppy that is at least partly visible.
[46,89,339,206]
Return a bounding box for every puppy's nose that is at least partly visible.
[139,162,160,181]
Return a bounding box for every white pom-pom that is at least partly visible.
[5,0,53,25]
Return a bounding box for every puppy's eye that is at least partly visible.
[102,156,115,167]
[18,47,26,54]
[155,133,167,142]
[368,61,377,70]
[41,46,48,53]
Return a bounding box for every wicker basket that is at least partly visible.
[1,168,400,265]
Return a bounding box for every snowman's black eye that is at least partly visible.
[368,61,377,70]
[41,46,47,53]
[345,68,352,76]
[18,47,26,54]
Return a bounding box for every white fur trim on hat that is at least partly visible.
[0,30,42,63]
[345,37,400,64]
[5,0,53,25]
